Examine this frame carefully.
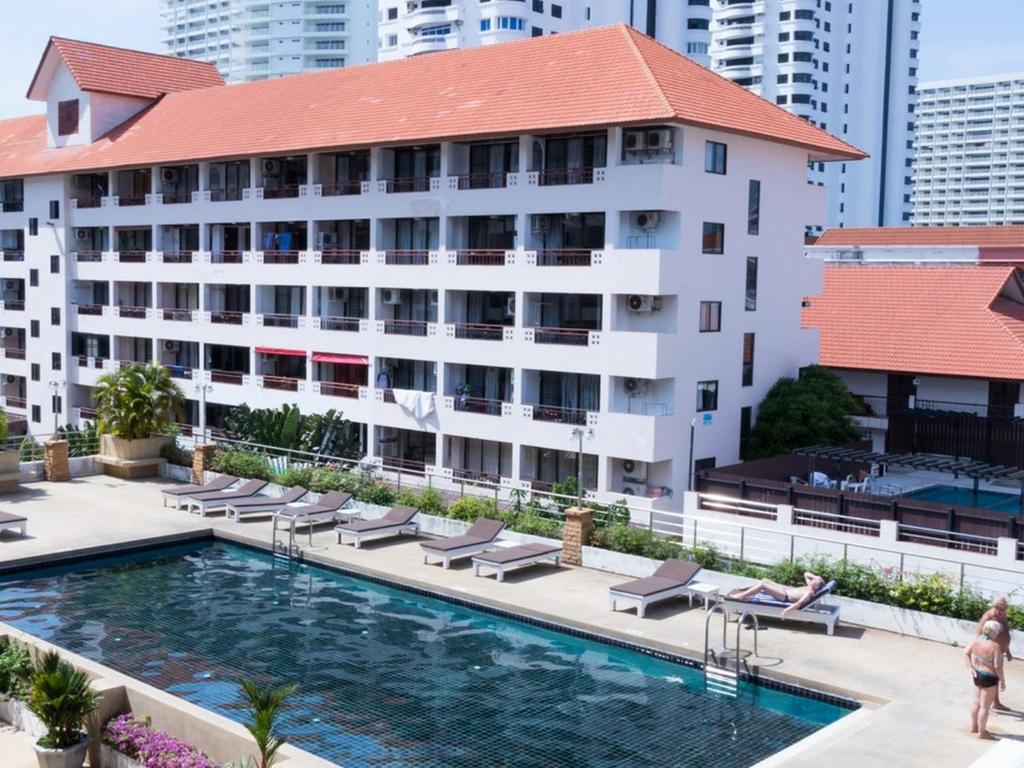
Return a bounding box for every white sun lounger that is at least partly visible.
[161,474,237,509]
[722,580,840,635]
[608,559,703,618]
[226,485,308,522]
[0,511,27,538]
[271,492,355,550]
[336,505,419,548]
[185,479,269,516]
[472,542,562,582]
[421,519,505,568]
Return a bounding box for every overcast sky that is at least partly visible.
[0,0,1022,119]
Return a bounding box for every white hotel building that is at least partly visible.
[0,27,862,506]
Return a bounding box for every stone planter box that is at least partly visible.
[100,744,143,768]
[99,435,171,479]
[0,450,21,493]
[160,463,193,483]
[0,696,45,739]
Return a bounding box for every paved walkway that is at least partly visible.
[1,475,1023,767]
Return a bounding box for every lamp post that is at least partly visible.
[47,380,66,435]
[569,426,594,509]
[687,417,697,492]
[193,378,213,442]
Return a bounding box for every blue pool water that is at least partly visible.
[903,484,1022,514]
[0,542,851,767]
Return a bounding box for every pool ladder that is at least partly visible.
[703,603,760,698]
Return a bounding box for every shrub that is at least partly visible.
[308,467,361,495]
[19,436,43,462]
[446,496,498,522]
[589,524,683,561]
[103,713,219,768]
[503,511,563,539]
[395,487,447,516]
[355,483,396,507]
[213,449,273,481]
[274,466,314,488]
[0,411,8,450]
[0,637,32,699]
[160,441,194,468]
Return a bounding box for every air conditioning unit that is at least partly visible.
[163,340,181,353]
[631,211,660,231]
[317,231,336,247]
[622,459,647,480]
[531,215,550,234]
[623,377,648,396]
[263,159,281,175]
[5,374,16,384]
[75,229,89,240]
[623,130,642,151]
[328,287,347,301]
[622,483,647,497]
[2,328,12,337]
[381,288,401,305]
[504,296,516,316]
[627,294,655,313]
[3,280,15,291]
[562,212,582,227]
[161,168,180,184]
[645,128,673,151]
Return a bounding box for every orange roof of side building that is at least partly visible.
[802,264,1024,380]
[815,226,1024,248]
[0,25,865,180]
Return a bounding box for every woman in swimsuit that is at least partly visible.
[966,619,1006,739]
[727,572,826,618]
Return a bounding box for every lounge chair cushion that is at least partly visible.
[0,511,26,525]
[609,575,688,598]
[275,492,353,520]
[338,505,417,533]
[740,580,838,609]
[189,479,268,502]
[463,518,506,541]
[422,519,505,552]
[652,558,702,583]
[162,475,237,496]
[230,486,307,509]
[473,543,561,565]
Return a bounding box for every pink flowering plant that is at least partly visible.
[102,713,219,768]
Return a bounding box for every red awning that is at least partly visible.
[255,346,306,357]
[312,352,369,365]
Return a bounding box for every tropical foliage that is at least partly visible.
[225,404,360,458]
[18,436,43,462]
[92,363,185,440]
[0,411,8,451]
[0,636,33,699]
[56,422,99,457]
[26,651,101,750]
[239,679,297,768]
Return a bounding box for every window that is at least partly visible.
[30,320,39,338]
[697,380,719,412]
[31,405,41,424]
[386,34,398,46]
[704,141,727,174]
[480,17,491,30]
[30,364,39,382]
[739,406,752,458]
[699,301,722,332]
[50,254,59,274]
[747,179,760,235]
[52,352,61,370]
[497,16,525,30]
[688,18,709,29]
[29,268,38,287]
[694,457,716,473]
[387,6,397,19]
[551,3,561,17]
[29,218,38,237]
[702,222,724,254]
[58,99,79,136]
[420,23,450,36]
[742,333,755,386]
[745,257,758,310]
[51,307,60,326]
[532,0,543,11]
[49,200,59,220]
[531,25,542,36]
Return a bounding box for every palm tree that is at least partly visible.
[92,362,185,440]
[239,679,297,768]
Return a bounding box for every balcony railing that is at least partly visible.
[321,181,363,196]
[261,313,301,328]
[320,248,362,265]
[261,185,301,200]
[531,403,589,426]
[538,167,596,186]
[162,251,194,264]
[162,308,195,322]
[4,396,26,409]
[452,323,506,341]
[117,250,148,263]
[382,319,428,337]
[384,176,431,194]
[161,190,195,205]
[532,326,592,346]
[209,188,244,202]
[2,300,24,311]
[455,172,506,190]
[261,375,300,392]
[77,355,106,369]
[210,311,246,325]
[1,201,24,213]
[2,348,25,360]
[453,396,504,416]
[319,315,361,332]
[71,196,102,209]
[383,249,429,265]
[1,251,24,262]
[534,249,593,266]
[75,251,103,262]
[210,369,246,385]
[210,250,245,264]
[117,193,147,207]
[78,406,97,419]
[454,249,506,266]
[165,364,193,380]
[76,304,104,316]
[318,381,360,398]
[118,306,148,319]
[261,250,300,264]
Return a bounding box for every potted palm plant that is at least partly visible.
[27,652,100,768]
[93,362,183,465]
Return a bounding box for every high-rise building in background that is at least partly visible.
[161,0,377,82]
[911,73,1024,227]
[708,0,921,228]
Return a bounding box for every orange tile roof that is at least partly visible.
[802,265,1024,380]
[30,37,223,99]
[0,25,864,180]
[815,226,1024,248]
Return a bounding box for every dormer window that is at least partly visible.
[57,99,79,136]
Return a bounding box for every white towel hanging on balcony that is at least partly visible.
[392,389,435,421]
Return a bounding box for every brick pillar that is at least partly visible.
[562,507,595,567]
[192,443,217,484]
[44,440,70,482]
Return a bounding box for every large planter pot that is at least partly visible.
[99,744,143,768]
[31,734,89,768]
[0,696,45,738]
[100,435,171,461]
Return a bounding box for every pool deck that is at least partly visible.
[1,475,1023,768]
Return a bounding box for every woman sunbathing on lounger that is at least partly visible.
[727,572,826,617]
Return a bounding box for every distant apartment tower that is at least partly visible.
[911,74,1024,227]
[161,0,377,82]
[709,0,921,228]
[377,1,711,67]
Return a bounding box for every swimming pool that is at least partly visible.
[902,484,1022,514]
[0,541,851,767]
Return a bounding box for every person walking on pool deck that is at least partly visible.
[977,597,1014,710]
[967,619,1006,739]
[726,572,826,618]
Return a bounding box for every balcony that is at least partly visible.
[74,251,103,263]
[210,250,247,264]
[259,313,303,329]
[453,249,508,266]
[210,310,246,325]
[210,369,248,385]
[318,381,362,399]
[1,300,24,311]
[318,316,362,332]
[454,172,507,190]
[450,323,509,342]
[210,188,244,202]
[259,250,302,265]
[382,249,429,266]
[533,249,594,267]
[529,403,589,426]
[530,327,593,346]
[161,251,194,264]
[116,251,148,264]
[0,348,25,360]
[165,364,194,380]
[382,319,429,337]
[320,181,363,197]
[538,167,598,186]
[259,374,302,392]
[319,249,363,265]
[452,396,505,417]
[261,185,301,200]
[75,303,105,317]
[117,306,149,320]
[0,251,24,262]
[384,177,431,194]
